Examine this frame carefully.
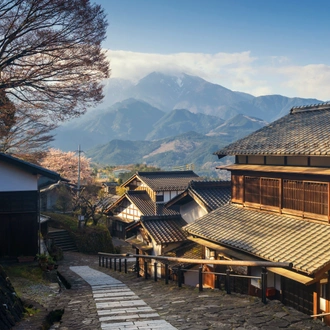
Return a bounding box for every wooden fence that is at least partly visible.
[98,252,293,304]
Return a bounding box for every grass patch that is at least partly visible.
[4,264,44,283]
[24,306,40,317]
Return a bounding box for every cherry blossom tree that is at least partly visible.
[40,148,93,184]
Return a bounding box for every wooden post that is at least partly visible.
[109,258,112,269]
[154,262,157,282]
[106,257,108,268]
[165,263,169,285]
[136,257,140,278]
[102,256,105,267]
[226,269,231,294]
[199,266,203,292]
[261,267,267,304]
[144,261,148,280]
[124,259,127,274]
[99,255,101,267]
[114,258,117,271]
[119,258,122,272]
[178,265,182,288]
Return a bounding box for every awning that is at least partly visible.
[188,236,314,285]
[217,164,330,176]
[188,236,260,261]
[125,237,153,251]
[267,267,314,285]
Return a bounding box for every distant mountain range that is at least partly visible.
[52,71,323,175]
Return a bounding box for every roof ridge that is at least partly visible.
[291,102,330,113]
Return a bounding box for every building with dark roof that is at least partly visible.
[166,180,231,223]
[184,103,330,322]
[106,171,198,240]
[0,153,62,258]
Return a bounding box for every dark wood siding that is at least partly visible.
[282,277,315,315]
[0,213,38,257]
[0,191,38,257]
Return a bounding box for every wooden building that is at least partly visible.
[184,103,330,322]
[0,153,61,258]
[106,171,201,239]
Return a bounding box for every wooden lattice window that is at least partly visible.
[283,180,328,215]
[283,180,304,212]
[231,174,243,202]
[304,181,328,215]
[261,178,280,207]
[245,176,260,204]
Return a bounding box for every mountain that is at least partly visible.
[52,71,324,157]
[145,109,224,140]
[86,131,231,168]
[53,99,165,151]
[102,72,253,119]
[207,114,268,139]
[86,114,267,171]
[221,95,322,122]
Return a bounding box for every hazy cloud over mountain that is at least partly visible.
[106,50,330,101]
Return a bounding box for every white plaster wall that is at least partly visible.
[0,161,37,191]
[118,203,141,221]
[180,200,207,224]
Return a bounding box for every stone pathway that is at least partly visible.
[70,266,177,330]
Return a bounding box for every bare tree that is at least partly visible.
[0,99,57,161]
[0,0,110,155]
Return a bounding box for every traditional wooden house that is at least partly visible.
[184,103,330,322]
[0,153,61,258]
[106,171,201,238]
[166,180,231,223]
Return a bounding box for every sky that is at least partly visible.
[95,0,330,100]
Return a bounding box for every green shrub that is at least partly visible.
[44,213,115,254]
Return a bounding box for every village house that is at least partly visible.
[0,153,62,258]
[106,171,203,278]
[106,170,201,239]
[165,180,231,286]
[184,103,330,323]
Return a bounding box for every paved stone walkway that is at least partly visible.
[12,252,330,330]
[70,266,176,329]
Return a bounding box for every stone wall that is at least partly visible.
[0,265,24,330]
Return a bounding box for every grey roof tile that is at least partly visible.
[214,103,330,157]
[141,215,188,244]
[188,180,231,211]
[136,171,201,190]
[184,203,330,275]
[127,191,179,216]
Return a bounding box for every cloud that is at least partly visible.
[106,50,330,100]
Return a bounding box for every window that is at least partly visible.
[156,192,164,202]
[237,176,328,217]
[245,176,260,204]
[283,180,328,215]
[261,178,279,207]
[232,174,243,202]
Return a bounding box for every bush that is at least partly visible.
[44,213,115,254]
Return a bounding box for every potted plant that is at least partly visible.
[47,256,56,271]
[36,253,48,270]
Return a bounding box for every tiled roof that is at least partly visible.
[106,190,179,216]
[136,171,201,190]
[141,215,188,244]
[127,191,179,216]
[184,203,330,275]
[214,103,330,158]
[188,180,231,211]
[166,180,231,212]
